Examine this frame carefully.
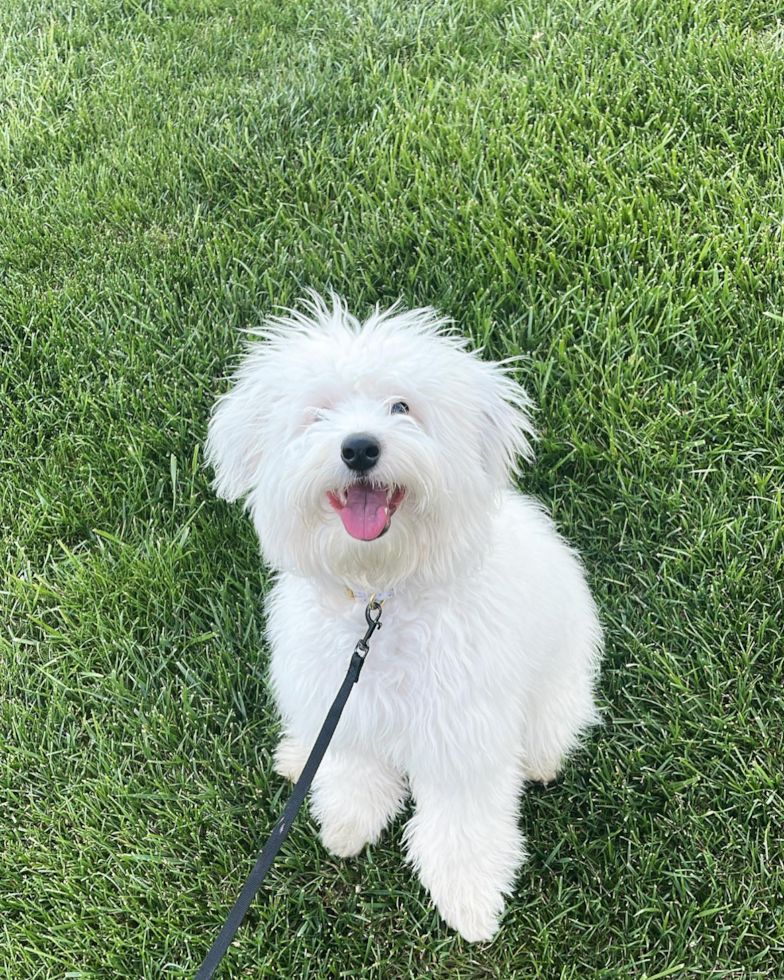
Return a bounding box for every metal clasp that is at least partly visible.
[353,598,383,659]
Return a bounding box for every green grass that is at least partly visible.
[2,0,783,976]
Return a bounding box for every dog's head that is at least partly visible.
[206,294,535,592]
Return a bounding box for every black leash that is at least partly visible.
[194,598,384,980]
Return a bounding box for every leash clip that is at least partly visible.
[353,598,383,660]
[365,595,383,627]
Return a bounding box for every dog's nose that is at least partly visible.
[341,433,381,472]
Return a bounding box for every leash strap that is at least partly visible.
[194,600,383,980]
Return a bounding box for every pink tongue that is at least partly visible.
[340,485,389,540]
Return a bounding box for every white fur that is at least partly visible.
[206,293,603,942]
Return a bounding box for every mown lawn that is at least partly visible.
[2,0,783,977]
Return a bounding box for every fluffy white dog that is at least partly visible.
[205,294,603,942]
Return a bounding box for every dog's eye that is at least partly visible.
[390,401,409,415]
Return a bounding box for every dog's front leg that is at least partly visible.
[404,762,526,942]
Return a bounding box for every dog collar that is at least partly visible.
[344,587,394,604]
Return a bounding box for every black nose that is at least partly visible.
[341,433,381,472]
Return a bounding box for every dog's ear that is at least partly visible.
[476,362,536,487]
[204,369,268,502]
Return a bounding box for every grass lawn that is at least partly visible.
[2,0,783,976]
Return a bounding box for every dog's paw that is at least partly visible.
[319,818,370,858]
[311,755,407,859]
[434,884,503,943]
[520,748,564,785]
[273,737,308,783]
[521,759,562,785]
[406,811,521,943]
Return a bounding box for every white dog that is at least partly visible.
[205,294,602,942]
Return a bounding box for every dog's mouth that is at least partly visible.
[326,483,405,541]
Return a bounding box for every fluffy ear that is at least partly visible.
[204,369,268,502]
[477,361,536,487]
[204,296,330,501]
